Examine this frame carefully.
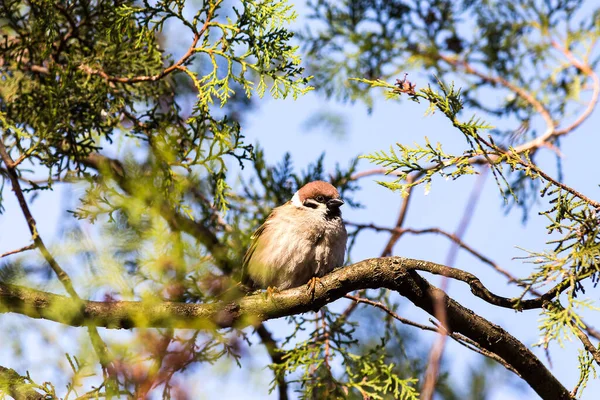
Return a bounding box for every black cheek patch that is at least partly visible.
[303,199,319,209]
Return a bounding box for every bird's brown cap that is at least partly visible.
[296,181,340,202]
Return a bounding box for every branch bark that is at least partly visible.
[0,257,571,399]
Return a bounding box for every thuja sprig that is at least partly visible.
[359,75,600,367]
[354,76,507,197]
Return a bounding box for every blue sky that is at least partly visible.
[1,0,600,399]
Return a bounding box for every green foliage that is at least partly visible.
[268,309,419,399]
[573,348,598,398]
[362,139,477,197]
[302,0,597,124]
[0,0,311,214]
[356,78,500,197]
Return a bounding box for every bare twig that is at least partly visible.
[339,174,419,322]
[349,168,403,181]
[547,40,600,139]
[381,174,419,257]
[347,223,514,282]
[344,295,436,332]
[439,53,555,138]
[348,221,600,343]
[0,139,79,298]
[515,157,600,208]
[321,310,331,371]
[0,243,36,259]
[346,294,520,374]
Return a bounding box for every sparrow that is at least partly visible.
[242,180,347,291]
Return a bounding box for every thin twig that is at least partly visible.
[339,174,419,322]
[381,174,419,257]
[321,310,331,371]
[346,223,517,284]
[349,221,600,343]
[343,295,520,376]
[0,243,36,259]
[0,139,79,298]
[344,295,436,332]
[349,168,403,181]
[516,158,600,208]
[547,40,600,139]
[439,53,555,137]
[573,325,600,366]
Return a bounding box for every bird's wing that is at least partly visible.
[241,211,275,288]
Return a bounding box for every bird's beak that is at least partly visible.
[327,198,344,208]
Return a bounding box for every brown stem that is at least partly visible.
[381,174,419,257]
[439,53,555,135]
[573,325,600,366]
[0,138,79,299]
[348,221,600,343]
[421,169,487,400]
[0,243,36,259]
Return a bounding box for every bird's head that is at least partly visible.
[291,181,344,218]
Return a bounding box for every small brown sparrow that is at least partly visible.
[242,181,347,290]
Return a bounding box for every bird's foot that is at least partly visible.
[265,286,281,298]
[306,276,324,298]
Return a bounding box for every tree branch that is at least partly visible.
[345,292,521,376]
[0,257,572,399]
[0,139,79,298]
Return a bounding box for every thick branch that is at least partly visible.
[0,257,571,399]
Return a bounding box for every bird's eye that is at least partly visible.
[315,195,325,203]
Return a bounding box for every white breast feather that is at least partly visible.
[246,204,347,289]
